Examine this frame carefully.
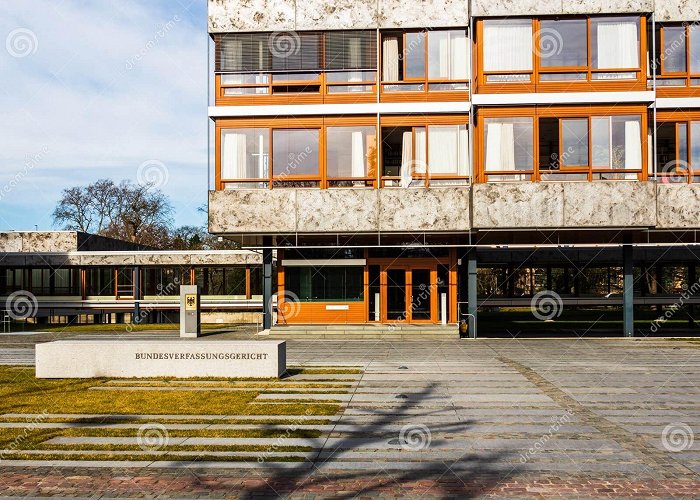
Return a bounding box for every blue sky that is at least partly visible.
[0,0,209,231]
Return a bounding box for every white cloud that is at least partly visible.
[0,0,209,230]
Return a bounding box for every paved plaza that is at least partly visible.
[0,333,699,497]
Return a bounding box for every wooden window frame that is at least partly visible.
[656,23,700,96]
[379,115,470,187]
[475,105,648,183]
[656,110,700,183]
[379,29,470,102]
[475,16,647,94]
[216,117,379,190]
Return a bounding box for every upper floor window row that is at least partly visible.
[655,23,700,89]
[478,16,644,86]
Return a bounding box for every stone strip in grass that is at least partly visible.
[0,422,335,432]
[0,414,339,424]
[88,386,351,394]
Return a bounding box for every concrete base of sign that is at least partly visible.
[35,340,286,379]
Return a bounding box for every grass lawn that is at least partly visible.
[0,365,349,462]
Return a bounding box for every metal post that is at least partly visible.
[623,244,634,337]
[689,263,696,329]
[132,266,141,325]
[467,248,477,339]
[262,236,273,331]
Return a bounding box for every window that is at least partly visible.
[656,24,700,88]
[285,266,364,302]
[86,268,114,297]
[143,267,189,296]
[0,269,23,295]
[478,16,643,87]
[483,117,534,180]
[221,128,269,187]
[272,129,320,182]
[326,126,377,187]
[591,17,639,79]
[381,29,469,92]
[195,268,247,297]
[381,122,468,186]
[324,31,377,93]
[656,120,700,183]
[482,19,533,82]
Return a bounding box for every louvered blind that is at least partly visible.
[324,31,377,70]
[270,32,322,72]
[217,33,271,72]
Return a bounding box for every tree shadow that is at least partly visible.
[224,383,523,498]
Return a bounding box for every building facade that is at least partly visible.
[0,232,264,326]
[207,0,700,336]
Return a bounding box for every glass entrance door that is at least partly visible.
[386,268,407,321]
[410,268,432,321]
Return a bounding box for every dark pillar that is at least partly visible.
[262,236,273,330]
[132,266,142,325]
[467,248,477,339]
[623,243,634,337]
[689,263,696,329]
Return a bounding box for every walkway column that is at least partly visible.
[467,248,477,339]
[689,263,696,329]
[623,244,634,337]
[262,236,273,330]
[132,266,142,325]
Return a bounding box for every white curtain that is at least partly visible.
[350,131,365,178]
[597,21,638,69]
[383,36,399,81]
[624,120,642,179]
[451,32,469,79]
[414,128,427,175]
[222,131,247,179]
[400,131,413,188]
[348,37,362,83]
[485,123,515,171]
[428,126,457,174]
[256,132,266,179]
[483,21,532,72]
[458,125,469,176]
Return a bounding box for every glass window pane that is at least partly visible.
[679,123,689,165]
[483,19,533,72]
[592,17,640,69]
[326,126,377,178]
[405,32,426,78]
[539,20,587,68]
[611,116,642,169]
[592,117,610,167]
[692,122,700,170]
[561,119,589,167]
[272,129,320,177]
[691,24,700,73]
[428,125,468,176]
[483,117,533,172]
[428,30,469,80]
[663,26,687,73]
[221,128,269,180]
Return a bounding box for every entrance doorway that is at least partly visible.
[381,265,438,323]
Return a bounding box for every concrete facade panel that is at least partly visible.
[296,189,379,233]
[472,183,565,229]
[209,190,297,234]
[208,0,295,33]
[562,182,656,228]
[654,0,700,21]
[378,0,469,28]
[296,0,378,30]
[471,0,561,17]
[378,187,471,232]
[562,0,653,14]
[656,184,700,229]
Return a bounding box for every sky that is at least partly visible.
[0,0,209,231]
